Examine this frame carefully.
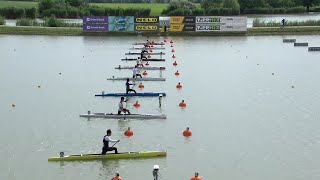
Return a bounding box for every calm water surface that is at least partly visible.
[0,35,320,180]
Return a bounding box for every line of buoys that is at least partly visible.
[133,101,141,108]
[143,71,148,76]
[138,83,144,89]
[124,127,134,136]
[179,100,187,107]
[183,127,192,137]
[175,70,180,76]
[173,61,178,66]
[176,82,182,89]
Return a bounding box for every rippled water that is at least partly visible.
[0,34,320,180]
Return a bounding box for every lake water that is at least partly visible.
[0,34,320,180]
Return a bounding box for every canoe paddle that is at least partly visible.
[111,141,119,147]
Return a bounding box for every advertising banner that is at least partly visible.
[170,24,195,32]
[83,24,108,31]
[195,24,246,32]
[108,24,134,32]
[108,16,134,24]
[135,24,159,31]
[134,17,159,23]
[83,16,108,24]
[170,16,195,24]
[196,16,247,24]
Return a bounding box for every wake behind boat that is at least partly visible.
[107,77,165,81]
[80,112,167,119]
[125,52,165,55]
[48,151,167,161]
[95,92,166,97]
[121,58,165,61]
[115,65,165,70]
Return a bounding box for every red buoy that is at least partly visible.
[183,127,192,137]
[170,40,173,43]
[143,71,148,76]
[179,100,187,107]
[164,39,167,43]
[176,82,182,89]
[171,49,175,52]
[145,62,150,66]
[133,101,141,108]
[138,83,144,89]
[124,127,134,136]
[173,61,178,66]
[172,54,176,59]
[175,70,180,76]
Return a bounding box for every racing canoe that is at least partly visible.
[115,65,165,70]
[95,92,166,97]
[129,47,165,50]
[133,42,165,45]
[48,151,167,161]
[125,52,165,55]
[107,77,165,81]
[80,113,167,119]
[121,58,165,61]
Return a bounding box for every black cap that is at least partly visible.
[107,129,111,134]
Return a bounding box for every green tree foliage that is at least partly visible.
[201,0,223,9]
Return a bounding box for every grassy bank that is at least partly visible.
[0,1,37,8]
[1,25,320,36]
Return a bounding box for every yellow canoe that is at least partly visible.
[48,151,166,161]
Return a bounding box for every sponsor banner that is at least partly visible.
[196,16,247,24]
[170,24,195,32]
[170,16,195,24]
[83,16,108,24]
[108,16,134,24]
[159,19,170,26]
[134,17,159,23]
[135,24,159,31]
[83,24,108,31]
[195,24,246,32]
[108,24,134,32]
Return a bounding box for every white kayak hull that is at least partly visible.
[107,77,165,81]
[115,66,165,70]
[80,113,167,119]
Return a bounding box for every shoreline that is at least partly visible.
[0,25,320,36]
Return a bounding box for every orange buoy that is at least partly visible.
[173,61,178,66]
[133,101,141,108]
[183,127,192,137]
[175,71,180,76]
[164,39,167,43]
[172,54,176,58]
[143,71,148,76]
[170,40,173,43]
[190,173,202,180]
[145,62,150,66]
[124,127,134,136]
[171,49,175,52]
[176,82,182,89]
[138,83,144,89]
[179,100,187,107]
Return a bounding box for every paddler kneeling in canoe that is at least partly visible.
[118,97,131,115]
[126,78,136,94]
[102,129,120,155]
[132,65,142,78]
